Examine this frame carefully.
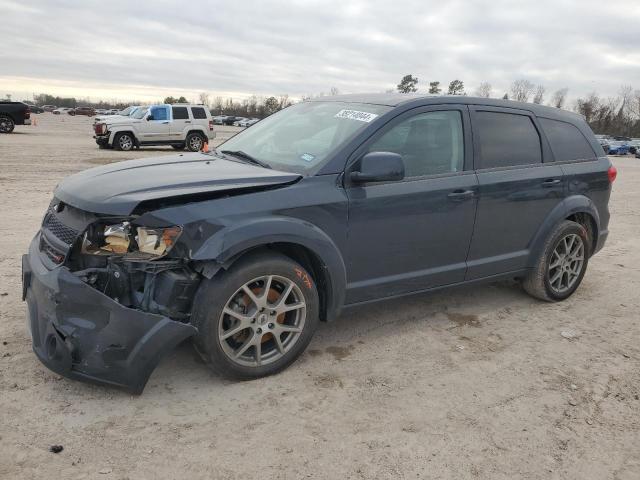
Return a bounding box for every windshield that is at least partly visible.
[217,101,391,174]
[131,107,148,119]
[119,106,134,116]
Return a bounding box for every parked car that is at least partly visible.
[52,107,73,115]
[212,115,228,125]
[42,105,57,112]
[627,139,640,155]
[238,117,260,127]
[232,117,248,126]
[0,101,31,133]
[69,106,96,116]
[23,94,615,393]
[607,141,630,155]
[118,106,141,117]
[28,105,45,114]
[93,104,215,151]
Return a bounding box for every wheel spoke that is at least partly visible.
[223,307,252,323]
[549,269,562,286]
[242,285,261,308]
[221,323,249,340]
[277,324,302,334]
[234,337,254,358]
[277,302,305,314]
[263,275,273,301]
[273,333,285,354]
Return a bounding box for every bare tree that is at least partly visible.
[551,88,569,109]
[533,85,545,104]
[198,92,210,107]
[510,79,535,102]
[475,82,492,98]
[330,87,340,96]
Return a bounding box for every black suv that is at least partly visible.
[22,95,615,393]
[0,101,31,133]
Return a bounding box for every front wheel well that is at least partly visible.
[566,212,597,255]
[222,243,331,321]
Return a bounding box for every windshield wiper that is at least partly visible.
[220,150,271,169]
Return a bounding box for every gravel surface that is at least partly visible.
[1,114,639,479]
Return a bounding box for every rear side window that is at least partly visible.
[172,106,189,120]
[475,111,542,169]
[191,107,207,119]
[539,118,596,161]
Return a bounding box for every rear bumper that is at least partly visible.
[23,119,31,125]
[22,236,197,394]
[594,229,608,255]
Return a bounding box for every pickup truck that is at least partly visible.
[0,101,31,133]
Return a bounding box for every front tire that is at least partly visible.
[0,115,15,133]
[192,252,319,379]
[185,132,205,152]
[114,132,135,151]
[523,220,590,301]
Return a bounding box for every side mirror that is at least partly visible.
[350,152,404,184]
[146,115,154,121]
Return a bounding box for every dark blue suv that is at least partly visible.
[22,94,615,393]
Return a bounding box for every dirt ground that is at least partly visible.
[0,113,639,480]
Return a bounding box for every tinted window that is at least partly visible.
[369,110,464,177]
[540,118,596,161]
[149,105,168,121]
[476,112,542,168]
[191,107,207,119]
[172,106,189,120]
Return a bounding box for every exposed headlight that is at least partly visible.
[82,222,182,258]
[94,123,108,135]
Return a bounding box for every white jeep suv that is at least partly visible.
[94,104,215,151]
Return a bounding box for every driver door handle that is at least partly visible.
[448,189,475,201]
[542,178,561,187]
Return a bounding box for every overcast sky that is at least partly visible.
[1,0,639,104]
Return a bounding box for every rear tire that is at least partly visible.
[192,252,320,379]
[0,115,15,133]
[185,132,205,152]
[522,220,590,302]
[114,132,135,151]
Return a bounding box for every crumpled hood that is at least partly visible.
[54,153,301,215]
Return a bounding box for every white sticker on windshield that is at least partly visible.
[334,109,379,123]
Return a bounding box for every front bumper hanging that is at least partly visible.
[22,237,197,394]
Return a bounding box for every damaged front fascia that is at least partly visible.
[23,240,198,394]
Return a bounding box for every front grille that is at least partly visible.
[40,237,65,264]
[44,213,79,245]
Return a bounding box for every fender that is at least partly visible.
[191,216,347,320]
[527,194,601,266]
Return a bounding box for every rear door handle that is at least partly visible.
[448,189,475,201]
[542,178,561,187]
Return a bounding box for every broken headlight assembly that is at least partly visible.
[82,222,182,259]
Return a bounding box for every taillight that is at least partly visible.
[208,120,214,131]
[608,165,617,183]
[25,106,30,119]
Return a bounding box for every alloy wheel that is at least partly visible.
[0,117,14,133]
[118,134,133,150]
[189,135,203,151]
[547,233,585,294]
[218,275,306,367]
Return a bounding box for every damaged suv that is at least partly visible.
[23,94,614,393]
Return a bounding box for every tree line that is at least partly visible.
[396,75,640,137]
[11,79,640,136]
